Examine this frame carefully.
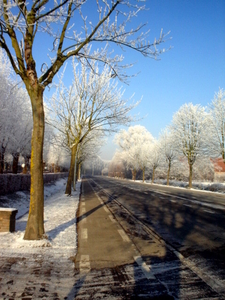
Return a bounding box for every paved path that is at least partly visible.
[73,177,224,299]
[73,178,175,299]
[75,177,140,270]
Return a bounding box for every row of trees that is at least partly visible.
[0,49,70,174]
[110,89,225,188]
[0,49,32,174]
[0,46,136,181]
[0,1,169,240]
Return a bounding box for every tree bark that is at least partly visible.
[142,166,145,182]
[152,167,155,183]
[132,169,136,181]
[167,160,171,186]
[189,163,193,188]
[24,87,45,240]
[12,152,20,174]
[0,145,5,174]
[77,163,81,180]
[65,145,77,195]
[24,154,31,174]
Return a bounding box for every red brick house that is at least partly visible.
[212,158,225,182]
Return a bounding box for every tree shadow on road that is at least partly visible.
[114,183,224,298]
[65,177,223,299]
[47,218,76,241]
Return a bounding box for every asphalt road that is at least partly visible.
[90,175,225,295]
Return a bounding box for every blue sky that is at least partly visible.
[4,1,224,161]
[99,0,225,160]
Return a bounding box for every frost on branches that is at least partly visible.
[170,103,208,188]
[0,49,32,174]
[208,88,225,162]
[0,0,169,239]
[46,59,139,195]
[115,125,155,181]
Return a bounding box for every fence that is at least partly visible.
[0,173,68,195]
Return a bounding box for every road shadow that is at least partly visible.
[66,273,87,299]
[69,176,223,299]
[66,178,178,298]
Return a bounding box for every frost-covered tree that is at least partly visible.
[45,142,70,172]
[108,150,126,178]
[158,129,177,185]
[0,49,14,172]
[193,156,214,181]
[208,88,225,162]
[148,140,160,183]
[47,60,138,194]
[0,49,32,173]
[7,88,32,173]
[0,0,169,240]
[115,125,154,181]
[43,122,57,170]
[138,137,155,182]
[76,130,105,180]
[171,103,208,188]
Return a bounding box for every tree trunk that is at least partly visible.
[132,169,136,181]
[65,145,77,195]
[24,154,31,174]
[12,152,20,174]
[77,163,81,180]
[189,163,193,188]
[152,167,155,183]
[142,166,145,182]
[0,145,5,174]
[24,87,45,240]
[167,160,171,186]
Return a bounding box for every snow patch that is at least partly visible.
[0,178,80,257]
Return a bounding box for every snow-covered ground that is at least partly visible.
[154,179,225,193]
[0,178,81,299]
[125,178,225,194]
[0,177,80,254]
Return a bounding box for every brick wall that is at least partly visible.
[0,208,18,232]
[0,173,68,195]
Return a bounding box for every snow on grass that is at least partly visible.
[124,177,225,194]
[0,178,80,257]
[153,179,225,193]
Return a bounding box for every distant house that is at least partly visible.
[212,158,225,182]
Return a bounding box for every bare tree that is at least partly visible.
[115,125,154,181]
[76,130,105,180]
[47,59,138,194]
[0,1,169,239]
[208,88,225,162]
[0,49,32,173]
[147,140,160,183]
[0,49,15,172]
[108,150,127,178]
[158,129,177,185]
[170,103,208,188]
[7,88,32,173]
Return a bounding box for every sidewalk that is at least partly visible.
[75,177,140,270]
